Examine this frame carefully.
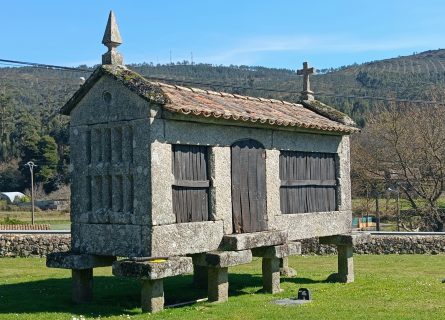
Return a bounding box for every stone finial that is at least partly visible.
[297,62,315,101]
[102,11,123,65]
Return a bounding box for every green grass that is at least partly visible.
[0,211,70,229]
[0,255,443,319]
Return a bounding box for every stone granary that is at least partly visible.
[47,11,368,313]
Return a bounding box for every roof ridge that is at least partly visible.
[154,80,304,107]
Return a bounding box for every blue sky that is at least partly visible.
[1,0,445,70]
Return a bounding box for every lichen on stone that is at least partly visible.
[301,99,357,127]
[60,64,169,115]
[101,64,169,105]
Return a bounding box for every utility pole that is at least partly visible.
[396,190,400,231]
[388,187,400,231]
[25,161,37,225]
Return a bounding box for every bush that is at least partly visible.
[0,216,25,225]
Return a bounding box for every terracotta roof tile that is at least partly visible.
[61,65,358,133]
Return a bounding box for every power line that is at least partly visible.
[0,59,91,72]
[143,75,445,106]
[2,57,445,106]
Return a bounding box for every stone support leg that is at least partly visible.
[279,257,297,277]
[72,268,93,303]
[141,279,164,313]
[208,267,228,302]
[262,257,281,294]
[337,244,354,283]
[193,265,208,288]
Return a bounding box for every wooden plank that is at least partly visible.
[239,144,250,233]
[231,144,242,233]
[247,146,258,232]
[256,148,267,231]
[280,179,337,187]
[173,180,210,188]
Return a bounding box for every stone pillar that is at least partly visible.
[337,245,354,283]
[72,269,93,303]
[141,279,164,313]
[279,257,297,277]
[193,265,208,288]
[262,257,281,294]
[208,267,228,302]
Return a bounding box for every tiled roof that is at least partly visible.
[61,65,358,133]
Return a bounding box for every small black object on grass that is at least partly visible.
[297,288,312,301]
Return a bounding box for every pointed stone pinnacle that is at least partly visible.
[102,11,122,46]
[102,10,124,65]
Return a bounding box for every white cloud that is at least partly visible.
[199,33,445,65]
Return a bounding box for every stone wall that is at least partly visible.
[0,234,70,257]
[1,234,444,258]
[301,235,445,255]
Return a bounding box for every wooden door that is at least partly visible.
[231,139,267,233]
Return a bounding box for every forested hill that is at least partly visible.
[2,48,445,193]
[3,48,445,123]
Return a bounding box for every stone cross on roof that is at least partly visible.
[297,62,315,101]
[102,11,123,65]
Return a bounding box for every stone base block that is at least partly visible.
[252,242,301,259]
[319,234,359,284]
[192,264,208,288]
[262,257,281,294]
[72,269,93,303]
[337,245,354,283]
[112,256,193,280]
[220,230,288,251]
[194,250,252,268]
[208,267,228,303]
[319,232,371,246]
[141,279,164,313]
[280,257,297,277]
[46,252,116,269]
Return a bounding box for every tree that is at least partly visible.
[0,166,26,192]
[0,93,14,160]
[35,135,59,193]
[352,103,445,231]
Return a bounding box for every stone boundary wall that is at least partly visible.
[301,235,445,255]
[0,234,70,257]
[0,234,444,258]
[0,224,51,230]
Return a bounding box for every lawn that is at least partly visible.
[0,255,443,320]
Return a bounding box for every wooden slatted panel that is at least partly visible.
[172,145,209,223]
[280,151,337,214]
[231,139,267,233]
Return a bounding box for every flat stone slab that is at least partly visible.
[46,252,116,270]
[112,256,193,280]
[273,298,311,306]
[252,242,301,258]
[319,233,371,246]
[220,230,288,251]
[194,250,252,268]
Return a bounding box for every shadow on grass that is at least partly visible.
[0,272,326,316]
[0,274,207,316]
